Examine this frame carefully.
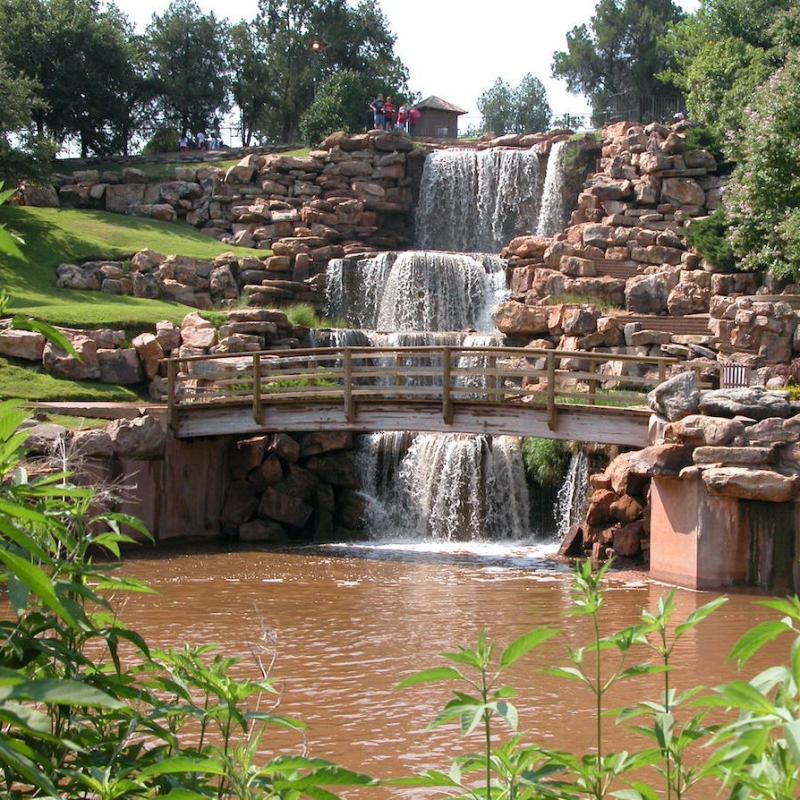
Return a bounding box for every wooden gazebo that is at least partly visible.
[412,96,468,139]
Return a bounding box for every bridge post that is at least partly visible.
[253,353,263,425]
[487,354,498,403]
[442,347,453,424]
[167,359,178,431]
[343,348,355,422]
[588,360,597,406]
[546,351,557,431]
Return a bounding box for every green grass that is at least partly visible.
[0,357,142,401]
[0,206,255,327]
[543,293,623,312]
[284,303,347,329]
[32,412,110,430]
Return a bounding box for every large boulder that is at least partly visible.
[43,337,100,380]
[97,348,143,384]
[0,329,45,361]
[258,487,313,528]
[701,467,799,502]
[698,388,792,421]
[494,302,549,336]
[607,444,693,495]
[663,414,745,447]
[661,178,705,207]
[105,183,146,213]
[108,415,165,459]
[131,333,164,380]
[647,371,700,422]
[21,182,60,207]
[625,274,670,314]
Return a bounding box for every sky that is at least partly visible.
[116,0,701,134]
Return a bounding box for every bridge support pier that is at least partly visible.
[650,475,800,593]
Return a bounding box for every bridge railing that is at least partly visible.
[165,345,680,431]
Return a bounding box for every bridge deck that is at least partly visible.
[165,344,672,446]
[173,399,651,447]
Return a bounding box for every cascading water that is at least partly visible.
[357,433,530,541]
[536,140,570,237]
[415,149,543,252]
[307,328,374,348]
[553,450,589,541]
[325,251,506,332]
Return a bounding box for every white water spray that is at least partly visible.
[536,140,570,237]
[553,451,589,541]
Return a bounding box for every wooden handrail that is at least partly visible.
[165,344,694,422]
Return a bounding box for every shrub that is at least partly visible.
[520,437,569,486]
[143,125,182,154]
[285,303,323,328]
[686,209,736,269]
[725,53,800,279]
[299,70,370,146]
[0,399,371,798]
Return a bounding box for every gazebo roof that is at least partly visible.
[412,95,468,115]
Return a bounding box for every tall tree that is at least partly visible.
[254,0,409,142]
[477,75,551,135]
[551,0,685,125]
[146,0,230,137]
[513,74,552,133]
[477,78,514,135]
[0,0,144,156]
[0,59,53,181]
[229,22,272,146]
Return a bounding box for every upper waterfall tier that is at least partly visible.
[325,251,508,332]
[536,140,570,237]
[415,148,544,252]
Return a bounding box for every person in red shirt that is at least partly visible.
[408,107,421,137]
[383,97,396,131]
[396,105,408,132]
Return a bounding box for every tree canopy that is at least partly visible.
[659,0,800,154]
[551,0,685,125]
[477,74,551,135]
[0,0,410,166]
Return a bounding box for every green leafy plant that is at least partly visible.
[396,627,559,800]
[686,209,735,270]
[0,397,373,798]
[521,437,569,486]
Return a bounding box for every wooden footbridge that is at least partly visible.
[165,345,679,447]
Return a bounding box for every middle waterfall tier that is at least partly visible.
[325,251,508,332]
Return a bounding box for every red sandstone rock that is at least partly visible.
[610,494,644,523]
[701,467,799,502]
[586,489,617,525]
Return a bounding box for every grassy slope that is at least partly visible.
[1,206,254,327]
[0,357,141,401]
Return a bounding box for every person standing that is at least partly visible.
[196,130,206,150]
[383,96,396,131]
[397,104,408,133]
[408,106,421,137]
[370,94,385,130]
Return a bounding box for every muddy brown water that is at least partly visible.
[118,542,783,782]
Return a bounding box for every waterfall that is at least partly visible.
[415,149,543,252]
[325,251,505,332]
[308,328,374,348]
[357,433,531,541]
[553,451,589,541]
[536,140,570,237]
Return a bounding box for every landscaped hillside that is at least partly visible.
[1,206,253,327]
